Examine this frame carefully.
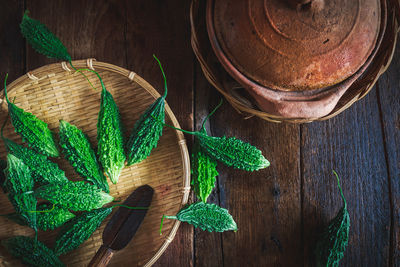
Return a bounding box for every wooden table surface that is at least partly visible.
[1,1,399,266]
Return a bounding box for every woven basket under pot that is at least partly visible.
[191,0,399,123]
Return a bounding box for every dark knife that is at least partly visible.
[88,185,154,267]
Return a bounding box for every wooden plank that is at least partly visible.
[193,63,224,267]
[26,0,126,69]
[124,1,194,266]
[0,1,24,266]
[376,39,400,267]
[301,89,391,266]
[0,0,25,81]
[196,85,301,265]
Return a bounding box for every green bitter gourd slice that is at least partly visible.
[35,180,113,211]
[36,203,76,231]
[191,138,218,203]
[3,137,68,184]
[4,154,37,231]
[20,11,71,62]
[3,74,59,157]
[315,171,350,267]
[59,120,109,192]
[164,202,237,232]
[95,71,125,184]
[2,236,65,267]
[54,207,112,256]
[126,55,166,166]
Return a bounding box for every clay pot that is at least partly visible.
[206,0,386,118]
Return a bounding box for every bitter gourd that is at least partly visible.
[95,71,125,184]
[3,154,33,194]
[161,101,269,171]
[8,194,37,231]
[195,133,269,171]
[54,207,112,256]
[36,203,76,231]
[5,204,75,231]
[20,11,71,62]
[3,137,68,184]
[35,180,113,211]
[0,158,7,193]
[59,120,109,192]
[5,212,28,226]
[2,236,65,267]
[315,171,350,267]
[4,154,37,231]
[126,55,166,166]
[191,138,218,203]
[3,74,59,157]
[164,202,237,232]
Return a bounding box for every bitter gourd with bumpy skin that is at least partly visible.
[8,194,37,231]
[2,236,65,267]
[195,132,269,171]
[5,204,75,231]
[20,11,71,62]
[3,137,68,184]
[0,158,7,193]
[165,202,237,232]
[166,126,269,171]
[191,138,218,203]
[161,100,269,171]
[315,171,350,267]
[5,212,28,226]
[126,55,166,166]
[35,180,113,211]
[37,203,76,231]
[59,120,109,192]
[3,74,59,157]
[4,154,37,231]
[3,154,33,194]
[126,95,165,166]
[54,207,112,256]
[96,72,125,184]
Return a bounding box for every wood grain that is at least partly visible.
[194,63,224,267]
[197,82,302,266]
[0,1,24,266]
[124,1,194,266]
[26,0,126,68]
[0,0,24,81]
[301,89,391,266]
[88,245,115,267]
[376,39,400,267]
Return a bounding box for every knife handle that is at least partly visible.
[88,244,114,267]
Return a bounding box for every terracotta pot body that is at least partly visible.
[206,0,386,118]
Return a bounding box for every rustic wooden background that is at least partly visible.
[1,1,399,266]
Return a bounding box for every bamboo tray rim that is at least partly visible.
[0,59,191,267]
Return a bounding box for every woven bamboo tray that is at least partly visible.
[0,59,190,267]
[191,0,399,123]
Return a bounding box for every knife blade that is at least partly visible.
[88,185,154,267]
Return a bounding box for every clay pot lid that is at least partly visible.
[207,0,381,92]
